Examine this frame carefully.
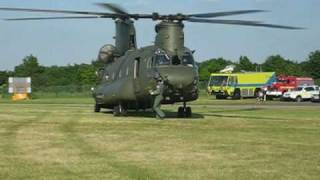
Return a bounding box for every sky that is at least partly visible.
[0,0,319,70]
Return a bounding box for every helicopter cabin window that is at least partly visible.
[96,68,105,79]
[105,73,110,81]
[130,35,136,48]
[182,53,194,66]
[118,70,122,79]
[148,57,154,69]
[147,59,151,69]
[134,58,140,79]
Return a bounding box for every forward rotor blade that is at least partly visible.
[188,10,268,18]
[187,18,304,30]
[0,7,114,16]
[96,3,128,15]
[3,16,105,21]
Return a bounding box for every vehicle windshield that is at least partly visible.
[277,78,287,83]
[209,76,228,86]
[294,87,303,91]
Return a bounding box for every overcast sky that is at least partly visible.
[0,0,319,70]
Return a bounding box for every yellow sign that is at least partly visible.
[12,93,30,101]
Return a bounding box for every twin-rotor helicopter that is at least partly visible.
[0,3,303,118]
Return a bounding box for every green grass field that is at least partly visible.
[0,96,319,179]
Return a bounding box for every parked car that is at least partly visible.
[281,85,319,102]
[311,92,320,102]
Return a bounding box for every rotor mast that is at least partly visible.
[155,21,184,54]
[115,19,137,55]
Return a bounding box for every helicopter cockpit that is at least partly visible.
[154,50,194,67]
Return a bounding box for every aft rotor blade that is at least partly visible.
[187,18,304,30]
[3,16,106,21]
[96,3,128,15]
[0,7,114,16]
[188,10,268,18]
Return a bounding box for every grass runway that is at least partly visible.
[0,97,319,179]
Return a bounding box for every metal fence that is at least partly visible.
[32,85,94,98]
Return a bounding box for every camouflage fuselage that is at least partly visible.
[93,45,199,110]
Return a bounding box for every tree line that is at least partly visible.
[0,55,103,89]
[0,50,320,91]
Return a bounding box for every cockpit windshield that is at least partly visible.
[182,53,194,66]
[155,54,170,65]
[153,49,195,66]
[154,50,170,66]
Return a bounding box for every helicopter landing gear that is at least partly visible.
[177,102,192,118]
[94,104,101,113]
[113,104,127,116]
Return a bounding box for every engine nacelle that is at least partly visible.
[98,44,116,64]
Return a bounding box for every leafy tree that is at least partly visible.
[77,64,97,85]
[238,56,255,72]
[0,71,13,85]
[303,50,320,79]
[91,59,104,69]
[14,55,44,76]
[43,66,71,86]
[199,58,234,81]
[14,55,46,87]
[262,55,302,76]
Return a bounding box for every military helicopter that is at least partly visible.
[0,3,303,118]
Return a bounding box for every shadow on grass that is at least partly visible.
[208,107,265,114]
[201,107,289,121]
[203,110,290,121]
[102,110,204,119]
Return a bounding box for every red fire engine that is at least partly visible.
[266,76,314,99]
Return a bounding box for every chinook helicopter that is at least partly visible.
[0,3,303,118]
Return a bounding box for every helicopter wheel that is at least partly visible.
[94,104,101,113]
[113,106,120,116]
[177,107,184,118]
[177,102,192,118]
[186,107,192,118]
[113,104,127,117]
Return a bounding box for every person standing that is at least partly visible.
[150,76,165,119]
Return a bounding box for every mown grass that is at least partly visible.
[0,96,319,179]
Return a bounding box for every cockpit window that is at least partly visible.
[172,55,181,65]
[155,54,170,65]
[182,53,194,66]
[154,50,170,66]
[153,49,194,66]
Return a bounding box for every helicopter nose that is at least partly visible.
[157,66,197,89]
